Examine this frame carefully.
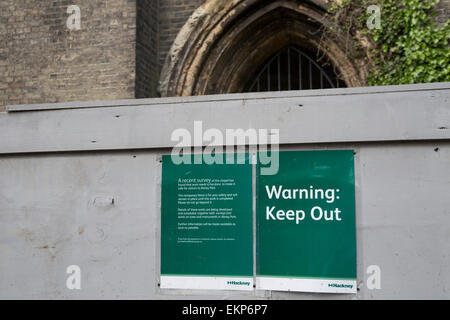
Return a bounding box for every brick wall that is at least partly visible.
[0,0,205,110]
[0,0,137,111]
[158,0,205,68]
[136,0,159,98]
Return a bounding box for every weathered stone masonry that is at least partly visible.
[159,0,204,68]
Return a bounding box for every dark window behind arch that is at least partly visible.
[246,46,346,92]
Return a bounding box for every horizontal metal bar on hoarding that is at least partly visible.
[0,83,449,154]
[6,83,450,112]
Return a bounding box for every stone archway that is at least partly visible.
[159,0,367,97]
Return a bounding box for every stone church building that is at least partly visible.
[1,0,448,111]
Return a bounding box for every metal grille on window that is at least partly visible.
[247,46,346,92]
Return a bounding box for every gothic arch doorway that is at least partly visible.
[159,0,366,97]
[247,45,346,92]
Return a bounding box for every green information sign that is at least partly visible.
[160,153,253,290]
[256,150,356,293]
[160,150,356,293]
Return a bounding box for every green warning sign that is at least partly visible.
[256,150,357,293]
